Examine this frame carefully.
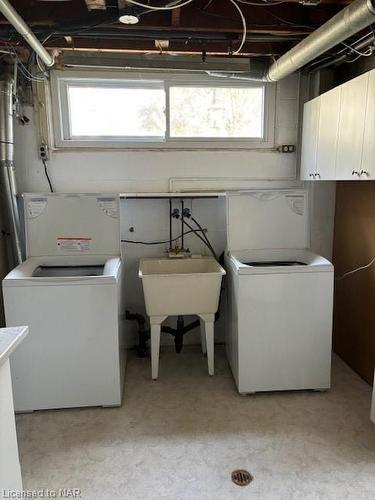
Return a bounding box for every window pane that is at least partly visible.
[169,86,264,138]
[67,85,166,138]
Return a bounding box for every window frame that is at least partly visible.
[59,78,166,143]
[50,70,276,150]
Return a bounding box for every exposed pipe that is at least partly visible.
[46,29,302,43]
[208,0,375,82]
[0,0,54,67]
[206,71,265,82]
[266,0,375,81]
[0,78,23,266]
[307,31,375,71]
[61,52,270,73]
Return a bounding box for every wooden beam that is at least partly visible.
[56,45,281,57]
[171,7,181,27]
[84,0,107,11]
[47,36,288,55]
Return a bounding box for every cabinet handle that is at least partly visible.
[360,170,369,176]
[352,170,360,176]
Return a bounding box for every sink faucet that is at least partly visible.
[169,204,190,257]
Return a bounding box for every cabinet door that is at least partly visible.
[360,69,375,180]
[336,73,369,180]
[300,97,320,180]
[315,86,341,180]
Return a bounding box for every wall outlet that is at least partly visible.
[38,143,50,161]
[277,144,296,153]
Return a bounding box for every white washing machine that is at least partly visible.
[225,189,334,394]
[3,193,125,411]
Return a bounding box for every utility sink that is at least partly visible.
[139,256,226,380]
[139,256,225,317]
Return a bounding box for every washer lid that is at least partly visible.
[228,249,333,275]
[24,194,120,257]
[226,190,309,251]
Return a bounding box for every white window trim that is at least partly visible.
[50,69,276,150]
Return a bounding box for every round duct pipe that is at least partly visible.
[0,79,23,266]
[265,0,375,81]
[208,0,375,82]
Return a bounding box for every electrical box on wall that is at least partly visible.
[277,145,296,153]
[38,143,50,161]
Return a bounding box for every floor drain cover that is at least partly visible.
[231,469,253,486]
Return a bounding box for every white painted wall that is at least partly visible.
[14,74,299,194]
[121,196,228,346]
[12,72,336,348]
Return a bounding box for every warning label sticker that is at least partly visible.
[57,237,91,252]
[27,198,48,219]
[97,197,119,219]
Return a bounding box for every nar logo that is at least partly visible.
[1,488,82,498]
[58,490,81,498]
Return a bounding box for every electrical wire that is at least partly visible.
[344,52,368,63]
[262,9,312,29]
[8,14,122,58]
[42,159,54,193]
[228,0,247,55]
[35,53,49,78]
[182,218,218,260]
[2,42,47,82]
[125,0,195,10]
[236,0,287,5]
[190,216,217,258]
[340,40,374,58]
[307,29,375,69]
[17,62,46,82]
[335,256,375,281]
[121,228,207,245]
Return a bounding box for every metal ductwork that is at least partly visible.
[0,0,54,67]
[0,79,23,266]
[266,0,375,81]
[209,0,375,82]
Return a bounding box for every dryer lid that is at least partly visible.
[226,190,309,251]
[24,193,120,257]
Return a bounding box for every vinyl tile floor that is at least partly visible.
[15,346,375,500]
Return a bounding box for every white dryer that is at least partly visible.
[3,194,125,411]
[225,190,334,394]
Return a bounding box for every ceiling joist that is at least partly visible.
[0,0,362,60]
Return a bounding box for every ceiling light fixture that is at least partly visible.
[119,11,139,24]
[118,1,139,24]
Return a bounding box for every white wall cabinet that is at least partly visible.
[300,97,320,180]
[316,86,341,181]
[361,69,375,180]
[336,73,368,180]
[300,69,373,181]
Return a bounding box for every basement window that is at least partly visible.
[169,86,264,139]
[50,71,275,149]
[67,84,165,140]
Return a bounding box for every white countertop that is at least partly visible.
[0,326,28,367]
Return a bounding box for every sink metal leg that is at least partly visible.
[199,314,215,376]
[200,319,207,355]
[150,315,167,380]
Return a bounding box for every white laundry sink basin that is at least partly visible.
[139,257,225,317]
